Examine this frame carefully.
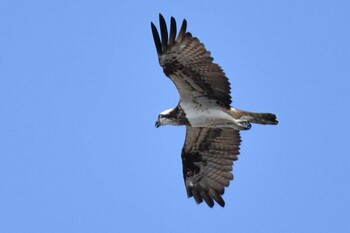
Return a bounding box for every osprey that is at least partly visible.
[151,14,278,207]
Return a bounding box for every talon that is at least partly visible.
[236,119,251,130]
[242,121,251,130]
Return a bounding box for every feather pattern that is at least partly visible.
[151,14,232,108]
[181,127,241,207]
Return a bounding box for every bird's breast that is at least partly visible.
[180,101,233,127]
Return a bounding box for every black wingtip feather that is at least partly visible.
[169,17,177,47]
[191,189,203,205]
[177,19,187,42]
[200,190,215,208]
[151,22,162,56]
[152,14,188,56]
[188,187,226,208]
[209,189,225,207]
[159,14,168,52]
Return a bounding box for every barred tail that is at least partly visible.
[230,108,279,125]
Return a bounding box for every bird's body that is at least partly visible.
[152,14,278,207]
[160,104,256,130]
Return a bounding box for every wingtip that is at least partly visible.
[170,16,176,23]
[159,13,169,51]
[216,197,225,207]
[177,18,187,42]
[169,16,177,47]
[151,21,162,56]
[150,21,156,30]
[188,187,226,208]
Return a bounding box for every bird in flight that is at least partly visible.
[151,14,278,207]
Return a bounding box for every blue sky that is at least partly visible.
[1,0,350,232]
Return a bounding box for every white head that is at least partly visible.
[155,108,176,128]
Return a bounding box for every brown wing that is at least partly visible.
[151,14,232,108]
[181,127,241,207]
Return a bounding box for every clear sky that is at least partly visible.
[1,1,350,232]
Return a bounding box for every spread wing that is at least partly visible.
[182,127,241,207]
[151,14,232,108]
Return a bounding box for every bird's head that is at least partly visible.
[155,108,176,128]
[155,113,172,128]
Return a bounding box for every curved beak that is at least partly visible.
[155,120,160,128]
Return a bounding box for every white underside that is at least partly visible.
[179,100,246,130]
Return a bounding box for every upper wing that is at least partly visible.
[151,14,232,108]
[181,126,241,207]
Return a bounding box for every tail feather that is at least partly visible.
[231,108,278,125]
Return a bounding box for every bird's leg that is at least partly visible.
[233,118,251,130]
